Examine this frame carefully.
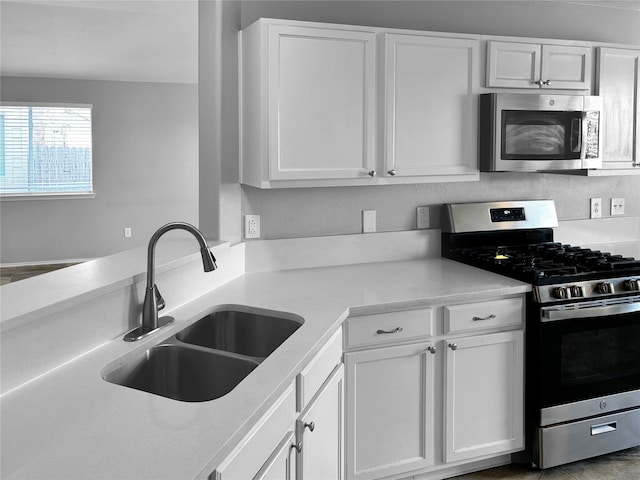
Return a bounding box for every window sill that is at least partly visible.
[0,192,96,201]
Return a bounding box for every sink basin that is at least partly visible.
[103,306,304,402]
[175,307,304,358]
[102,344,259,402]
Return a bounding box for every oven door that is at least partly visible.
[536,298,640,409]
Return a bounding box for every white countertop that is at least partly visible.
[1,258,530,480]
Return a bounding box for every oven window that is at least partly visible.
[561,324,640,388]
[501,110,582,160]
[538,311,640,407]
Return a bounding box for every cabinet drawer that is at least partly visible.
[344,308,433,350]
[296,328,342,413]
[444,297,523,334]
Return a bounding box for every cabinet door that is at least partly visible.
[268,25,376,181]
[486,41,541,88]
[345,342,435,480]
[253,431,295,480]
[444,331,524,463]
[487,41,591,90]
[297,364,344,480]
[384,34,478,177]
[596,47,640,170]
[541,44,591,90]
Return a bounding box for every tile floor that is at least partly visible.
[0,263,79,285]
[452,446,640,479]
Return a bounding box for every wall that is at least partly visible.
[0,77,199,263]
[236,0,640,239]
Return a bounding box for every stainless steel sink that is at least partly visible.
[175,307,303,359]
[102,306,304,402]
[102,343,259,402]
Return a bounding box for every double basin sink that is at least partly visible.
[102,306,304,402]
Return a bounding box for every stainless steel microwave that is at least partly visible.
[480,93,603,172]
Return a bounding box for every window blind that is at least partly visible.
[0,103,93,197]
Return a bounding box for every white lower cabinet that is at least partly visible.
[212,385,297,480]
[444,330,524,463]
[213,329,344,480]
[345,342,436,480]
[344,298,525,480]
[254,431,296,480]
[296,364,345,480]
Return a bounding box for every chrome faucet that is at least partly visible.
[124,222,217,341]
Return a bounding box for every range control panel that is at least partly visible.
[490,207,526,223]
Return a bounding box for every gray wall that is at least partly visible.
[237,1,640,239]
[0,77,199,263]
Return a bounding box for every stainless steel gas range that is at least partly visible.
[441,200,640,469]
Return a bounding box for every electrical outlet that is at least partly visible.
[590,198,602,219]
[124,227,132,238]
[611,198,625,216]
[362,210,376,233]
[416,206,430,229]
[245,214,260,239]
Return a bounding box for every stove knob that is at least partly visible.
[552,287,569,299]
[570,285,584,298]
[623,279,640,291]
[596,281,614,294]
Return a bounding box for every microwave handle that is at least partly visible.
[573,115,583,157]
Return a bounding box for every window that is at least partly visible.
[0,103,93,197]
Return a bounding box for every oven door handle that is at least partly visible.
[542,301,640,322]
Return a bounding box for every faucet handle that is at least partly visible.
[154,285,166,311]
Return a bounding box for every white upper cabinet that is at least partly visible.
[383,34,479,177]
[487,40,592,90]
[596,47,640,171]
[240,20,377,188]
[240,19,480,188]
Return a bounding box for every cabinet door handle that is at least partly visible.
[304,421,315,432]
[427,346,437,354]
[534,79,543,86]
[376,327,403,335]
[387,169,397,176]
[472,314,496,321]
[542,80,551,86]
[448,343,458,351]
[291,442,302,454]
[368,170,377,177]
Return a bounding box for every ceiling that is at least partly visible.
[0,0,198,84]
[1,0,639,84]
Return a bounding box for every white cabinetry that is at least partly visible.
[295,329,344,480]
[487,40,592,90]
[444,330,524,462]
[383,34,478,178]
[240,19,376,187]
[213,329,344,480]
[595,47,640,172]
[240,19,480,188]
[212,385,296,480]
[442,298,524,462]
[296,365,344,480]
[344,297,524,480]
[344,308,435,480]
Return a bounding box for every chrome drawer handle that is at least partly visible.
[448,343,458,351]
[472,314,496,321]
[376,327,403,335]
[427,346,437,354]
[304,421,315,432]
[291,442,302,453]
